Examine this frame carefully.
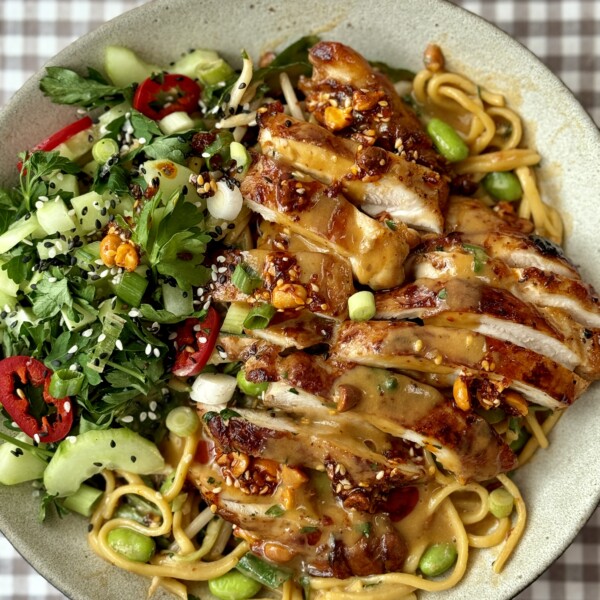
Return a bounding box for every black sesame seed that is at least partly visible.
[87,524,94,532]
[82,207,88,215]
[95,219,102,229]
[284,119,292,127]
[110,440,116,448]
[93,462,102,467]
[43,241,54,248]
[130,455,137,463]
[99,352,109,359]
[51,359,61,368]
[24,212,31,220]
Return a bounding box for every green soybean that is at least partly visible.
[237,369,268,396]
[419,542,458,577]
[208,570,262,600]
[488,487,514,518]
[482,171,522,201]
[107,527,156,563]
[426,118,469,162]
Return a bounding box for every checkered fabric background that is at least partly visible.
[0,0,598,598]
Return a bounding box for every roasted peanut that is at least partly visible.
[424,44,445,72]
[281,465,309,489]
[503,390,529,416]
[323,106,353,131]
[453,377,471,411]
[263,542,295,563]
[352,89,385,112]
[271,284,308,309]
[114,242,139,272]
[99,233,122,267]
[229,452,250,478]
[335,384,363,412]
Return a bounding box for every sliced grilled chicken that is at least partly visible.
[262,373,516,484]
[209,248,354,319]
[249,312,336,349]
[375,277,580,370]
[331,320,588,409]
[445,197,580,279]
[241,155,410,289]
[408,245,600,330]
[256,220,329,253]
[299,41,447,175]
[189,457,410,578]
[258,111,448,232]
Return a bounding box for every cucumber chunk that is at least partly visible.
[0,214,44,254]
[71,191,111,233]
[141,159,204,206]
[44,428,165,497]
[37,198,77,235]
[0,434,47,486]
[104,46,161,87]
[46,172,80,197]
[54,127,95,162]
[170,49,220,78]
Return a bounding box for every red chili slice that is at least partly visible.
[133,73,201,120]
[0,356,74,443]
[17,115,93,171]
[172,307,220,377]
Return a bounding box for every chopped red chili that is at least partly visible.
[0,356,74,443]
[172,307,220,377]
[133,73,201,120]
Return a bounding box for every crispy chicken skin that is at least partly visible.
[258,111,448,232]
[299,41,447,176]
[241,155,410,289]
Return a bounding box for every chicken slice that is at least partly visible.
[331,320,588,410]
[209,248,354,319]
[299,41,447,175]
[445,197,580,279]
[258,111,448,232]
[375,277,580,370]
[241,155,409,289]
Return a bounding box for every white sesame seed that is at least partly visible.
[69,364,78,371]
[33,434,40,444]
[216,256,226,263]
[149,401,158,412]
[193,324,202,332]
[211,264,218,272]
[67,436,77,444]
[95,259,104,265]
[212,487,222,494]
[82,328,93,338]
[203,300,211,310]
[217,267,227,274]
[145,343,152,356]
[64,401,71,414]
[129,309,141,318]
[115,339,124,351]
[68,345,78,354]
[211,272,218,282]
[198,336,207,344]
[140,412,147,422]
[153,348,160,358]
[376,470,385,480]
[168,332,177,340]
[48,248,57,259]
[98,333,107,342]
[196,288,204,296]
[148,411,157,420]
[48,277,57,283]
[138,137,147,144]
[121,416,134,423]
[201,152,211,158]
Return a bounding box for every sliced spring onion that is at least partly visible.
[165,406,200,437]
[207,180,243,221]
[48,368,85,398]
[229,141,251,176]
[243,303,276,330]
[235,552,292,590]
[158,111,196,135]
[236,369,268,397]
[190,373,237,405]
[231,263,262,295]
[348,290,376,321]
[488,487,514,518]
[114,271,148,308]
[61,484,103,517]
[92,138,119,164]
[197,58,235,86]
[221,302,252,335]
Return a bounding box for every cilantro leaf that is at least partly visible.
[156,231,211,287]
[130,111,162,141]
[265,504,285,517]
[143,134,193,164]
[2,247,34,284]
[139,304,189,324]
[39,66,129,109]
[92,162,130,195]
[31,277,72,319]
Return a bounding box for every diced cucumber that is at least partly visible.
[82,159,98,178]
[112,194,134,217]
[0,434,47,486]
[97,102,131,133]
[36,198,77,235]
[197,58,235,86]
[54,127,95,163]
[0,214,44,254]
[141,159,204,206]
[169,49,220,78]
[46,171,80,197]
[75,241,101,267]
[0,260,19,298]
[60,302,98,332]
[43,428,165,497]
[158,111,196,135]
[36,238,69,260]
[21,270,42,295]
[162,282,193,316]
[104,46,161,87]
[71,191,110,233]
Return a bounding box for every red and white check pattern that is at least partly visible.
[0,1,598,598]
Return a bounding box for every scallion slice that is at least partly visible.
[48,368,85,398]
[231,263,262,295]
[488,487,514,518]
[243,303,276,330]
[92,138,119,165]
[348,290,376,321]
[165,406,200,437]
[114,271,148,308]
[221,302,252,334]
[61,484,103,517]
[236,552,292,589]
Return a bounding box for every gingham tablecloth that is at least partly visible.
[0,1,598,599]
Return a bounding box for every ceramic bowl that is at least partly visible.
[0,0,599,598]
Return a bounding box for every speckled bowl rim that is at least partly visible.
[0,1,599,599]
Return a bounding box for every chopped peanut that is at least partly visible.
[99,233,122,267]
[229,452,250,478]
[352,89,385,112]
[114,242,139,272]
[503,391,529,416]
[281,465,309,489]
[253,458,279,477]
[323,106,353,131]
[335,384,363,412]
[453,377,471,411]
[263,542,296,563]
[271,284,308,309]
[424,44,445,72]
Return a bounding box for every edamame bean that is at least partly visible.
[488,487,514,518]
[236,369,268,397]
[107,527,156,563]
[208,570,262,600]
[419,542,458,577]
[482,171,522,201]
[426,118,469,162]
